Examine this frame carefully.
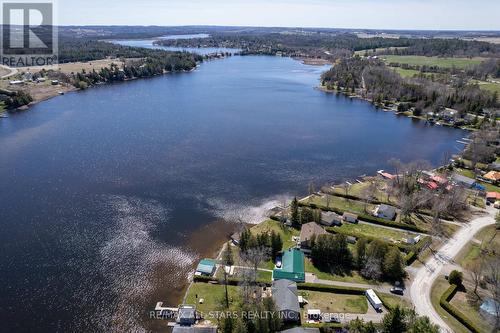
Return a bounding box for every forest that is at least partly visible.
[321,57,499,117]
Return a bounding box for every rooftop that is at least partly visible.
[272,279,300,313]
[196,259,216,275]
[300,222,327,244]
[273,248,305,282]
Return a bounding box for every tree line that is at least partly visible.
[321,57,498,116]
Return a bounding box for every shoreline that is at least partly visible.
[316,85,475,132]
[2,66,201,114]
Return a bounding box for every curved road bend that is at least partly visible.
[409,207,496,332]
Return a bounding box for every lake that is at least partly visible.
[0,43,465,332]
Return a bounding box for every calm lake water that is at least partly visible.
[0,46,465,332]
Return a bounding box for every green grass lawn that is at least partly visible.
[391,67,421,78]
[300,290,368,314]
[379,293,412,310]
[304,258,374,284]
[457,225,500,267]
[331,181,393,204]
[306,194,375,216]
[430,278,471,333]
[334,221,413,242]
[472,80,500,101]
[450,290,495,333]
[185,282,241,313]
[250,219,300,250]
[382,55,486,69]
[354,46,408,56]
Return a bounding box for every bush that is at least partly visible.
[404,251,418,265]
[297,282,365,295]
[448,270,463,286]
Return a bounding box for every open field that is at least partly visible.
[306,194,376,216]
[457,225,500,267]
[185,282,241,313]
[333,222,413,242]
[299,290,368,314]
[382,55,486,69]
[354,46,408,56]
[17,59,125,75]
[390,67,422,78]
[474,80,500,100]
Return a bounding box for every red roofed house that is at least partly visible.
[427,181,438,190]
[431,175,448,185]
[486,192,500,203]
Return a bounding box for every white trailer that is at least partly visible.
[366,289,382,311]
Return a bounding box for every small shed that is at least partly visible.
[343,212,358,224]
[321,211,342,226]
[403,235,421,245]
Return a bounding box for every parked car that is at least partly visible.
[390,287,404,295]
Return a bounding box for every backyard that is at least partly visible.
[299,290,368,314]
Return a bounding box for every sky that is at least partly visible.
[57,0,500,30]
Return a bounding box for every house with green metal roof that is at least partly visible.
[272,248,305,283]
[195,259,216,276]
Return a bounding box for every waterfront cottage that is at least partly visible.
[177,305,197,326]
[300,222,327,252]
[373,204,396,221]
[272,248,305,283]
[271,279,301,323]
[195,259,216,277]
[343,212,358,224]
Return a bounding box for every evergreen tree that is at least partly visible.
[290,197,299,226]
[382,306,406,333]
[355,237,368,269]
[383,246,405,281]
[222,244,234,266]
[270,231,283,261]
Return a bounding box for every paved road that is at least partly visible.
[409,207,496,332]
